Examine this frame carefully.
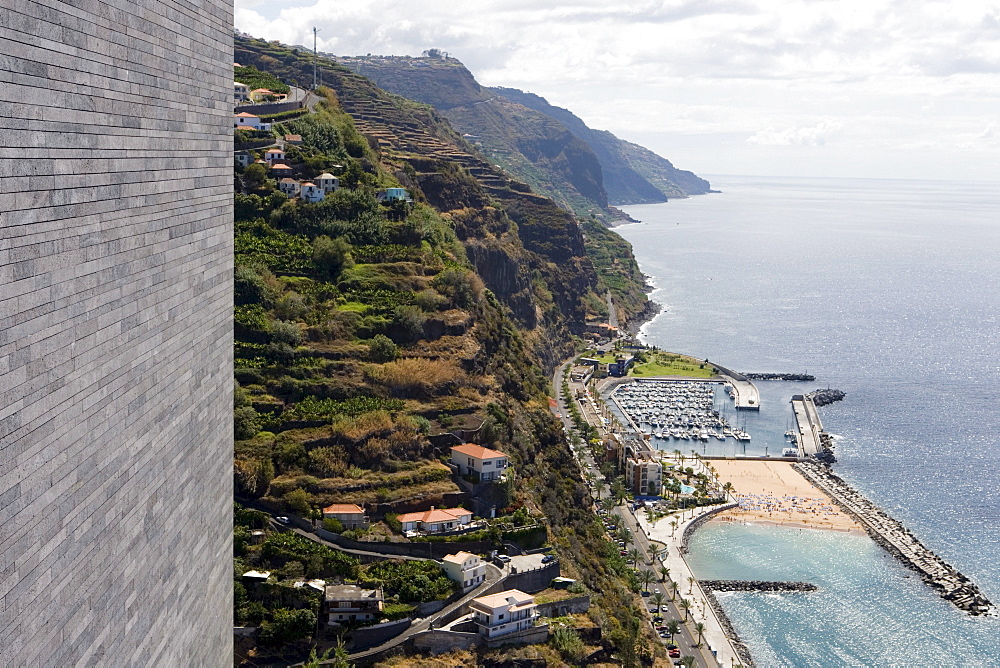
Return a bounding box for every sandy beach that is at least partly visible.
[710,460,864,533]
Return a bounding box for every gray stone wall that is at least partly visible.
[0,1,233,664]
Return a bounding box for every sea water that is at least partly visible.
[618,177,1000,667]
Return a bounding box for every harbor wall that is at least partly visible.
[795,462,993,616]
[0,1,233,664]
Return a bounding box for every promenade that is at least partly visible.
[553,353,740,667]
[790,394,822,456]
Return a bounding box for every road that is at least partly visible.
[550,355,722,667]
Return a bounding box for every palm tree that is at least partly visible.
[669,580,679,601]
[650,592,665,613]
[666,618,681,645]
[679,598,691,621]
[688,576,696,595]
[627,548,641,565]
[640,568,654,592]
[658,566,670,583]
[670,519,678,537]
[680,655,696,668]
[722,481,734,500]
[694,621,706,647]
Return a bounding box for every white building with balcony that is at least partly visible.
[450,443,509,482]
[469,589,537,639]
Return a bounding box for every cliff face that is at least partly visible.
[337,55,611,218]
[235,41,606,360]
[494,86,712,203]
[336,55,710,213]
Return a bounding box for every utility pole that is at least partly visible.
[312,26,320,90]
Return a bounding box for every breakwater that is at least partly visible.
[741,372,815,381]
[795,461,994,616]
[809,388,846,406]
[701,580,818,593]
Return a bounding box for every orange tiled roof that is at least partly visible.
[451,443,506,460]
[323,503,364,515]
[397,507,470,524]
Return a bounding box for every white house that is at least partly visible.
[235,152,252,168]
[324,584,383,624]
[377,187,412,203]
[278,178,300,197]
[441,551,485,593]
[234,81,249,102]
[450,443,509,482]
[396,506,473,535]
[316,172,340,194]
[300,182,325,203]
[321,503,368,530]
[264,147,285,164]
[469,589,537,639]
[233,112,271,131]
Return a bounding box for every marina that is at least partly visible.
[610,378,754,444]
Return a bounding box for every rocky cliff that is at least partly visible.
[493,86,712,203]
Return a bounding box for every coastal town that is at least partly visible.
[229,54,992,667]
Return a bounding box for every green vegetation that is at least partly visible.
[630,352,715,378]
[232,37,664,665]
[358,560,455,603]
[235,64,291,94]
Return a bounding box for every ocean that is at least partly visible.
[618,176,1000,667]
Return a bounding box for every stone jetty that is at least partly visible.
[742,372,816,381]
[701,580,818,593]
[809,388,846,406]
[795,461,994,616]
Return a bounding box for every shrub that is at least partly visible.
[322,517,344,533]
[367,334,398,362]
[312,235,353,278]
[234,406,261,440]
[551,626,585,662]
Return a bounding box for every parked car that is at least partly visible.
[275,516,290,524]
[541,554,555,564]
[669,648,681,658]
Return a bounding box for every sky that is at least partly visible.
[235,1,1000,182]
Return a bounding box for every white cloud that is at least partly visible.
[235,0,1000,180]
[747,120,844,146]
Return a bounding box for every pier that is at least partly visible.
[795,461,994,616]
[711,362,760,410]
[790,394,822,456]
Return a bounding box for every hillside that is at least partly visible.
[336,55,612,219]
[493,87,712,203]
[336,55,710,216]
[232,36,660,665]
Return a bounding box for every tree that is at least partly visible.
[670,519,679,537]
[666,618,681,645]
[244,162,268,189]
[283,488,311,514]
[694,621,706,647]
[640,568,654,592]
[679,598,691,621]
[650,592,665,612]
[627,548,641,565]
[688,576,696,595]
[234,405,261,440]
[258,608,316,645]
[681,655,696,668]
[312,235,353,277]
[659,566,671,583]
[670,580,679,601]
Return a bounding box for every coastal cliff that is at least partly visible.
[336,54,710,220]
[232,35,665,664]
